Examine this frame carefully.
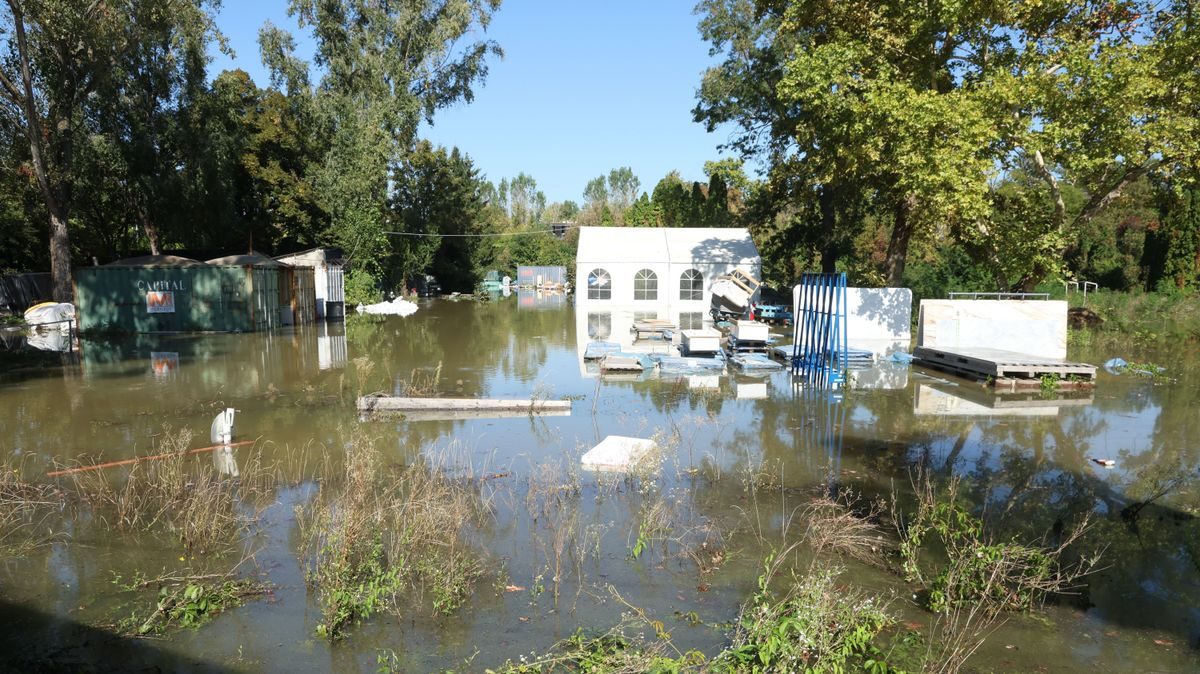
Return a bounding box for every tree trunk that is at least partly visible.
[141,209,162,255]
[884,195,917,286]
[48,208,74,301]
[818,185,838,273]
[5,2,73,301]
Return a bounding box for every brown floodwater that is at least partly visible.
[1,294,1198,672]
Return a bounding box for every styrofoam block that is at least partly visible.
[581,435,657,472]
[917,300,1067,360]
[733,320,769,342]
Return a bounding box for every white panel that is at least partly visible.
[845,287,912,343]
[917,300,1067,360]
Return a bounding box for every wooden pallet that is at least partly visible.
[913,346,1096,389]
[632,320,677,340]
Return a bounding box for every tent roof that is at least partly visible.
[575,227,759,266]
[106,255,208,267]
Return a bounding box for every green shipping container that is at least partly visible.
[74,258,284,333]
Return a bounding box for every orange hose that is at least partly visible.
[46,440,256,477]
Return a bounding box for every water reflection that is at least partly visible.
[0,299,1197,671]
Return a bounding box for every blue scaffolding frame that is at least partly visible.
[790,272,849,387]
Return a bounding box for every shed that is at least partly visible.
[575,227,760,307]
[75,255,283,333]
[516,265,567,288]
[274,248,345,320]
[206,252,316,327]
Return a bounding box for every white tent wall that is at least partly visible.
[575,227,761,309]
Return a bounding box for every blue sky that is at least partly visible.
[208,1,742,206]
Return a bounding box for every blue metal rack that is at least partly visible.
[790,272,849,387]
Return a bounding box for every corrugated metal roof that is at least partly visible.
[105,255,208,267]
[575,227,759,265]
[206,252,288,267]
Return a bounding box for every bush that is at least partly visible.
[343,268,383,306]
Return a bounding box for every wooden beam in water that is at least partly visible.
[356,396,572,413]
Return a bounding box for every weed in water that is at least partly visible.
[0,453,66,558]
[894,469,1100,672]
[64,426,274,554]
[297,432,488,639]
[802,487,889,567]
[114,570,270,636]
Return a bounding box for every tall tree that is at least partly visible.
[606,166,640,221]
[389,141,485,291]
[260,0,502,276]
[697,0,1200,288]
[1,0,94,299]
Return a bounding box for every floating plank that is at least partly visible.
[600,355,644,372]
[652,354,726,373]
[373,408,572,421]
[913,346,1096,388]
[731,353,783,371]
[632,320,677,340]
[581,435,657,472]
[357,396,572,413]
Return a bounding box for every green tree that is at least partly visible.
[607,166,640,223]
[1,0,221,299]
[259,0,503,275]
[625,192,660,227]
[651,172,691,227]
[389,141,486,292]
[696,0,1200,288]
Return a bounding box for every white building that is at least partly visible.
[575,226,761,309]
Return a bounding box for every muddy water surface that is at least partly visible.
[1,296,1198,672]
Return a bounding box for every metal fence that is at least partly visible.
[0,273,53,314]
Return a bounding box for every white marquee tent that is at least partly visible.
[574,226,761,308]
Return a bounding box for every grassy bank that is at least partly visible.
[1070,290,1200,344]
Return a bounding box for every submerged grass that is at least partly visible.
[0,453,66,557]
[297,431,490,639]
[64,425,275,555]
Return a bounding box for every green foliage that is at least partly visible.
[344,268,383,306]
[298,434,486,639]
[717,561,895,674]
[118,577,268,636]
[260,0,502,274]
[897,478,1081,615]
[1039,373,1061,394]
[696,0,1200,287]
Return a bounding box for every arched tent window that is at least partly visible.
[634,269,658,301]
[679,269,703,300]
[587,268,611,299]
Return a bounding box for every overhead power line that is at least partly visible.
[383,225,576,238]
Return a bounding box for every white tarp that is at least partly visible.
[24,302,75,327]
[357,297,418,317]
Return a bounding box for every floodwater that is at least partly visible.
[1,295,1198,672]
